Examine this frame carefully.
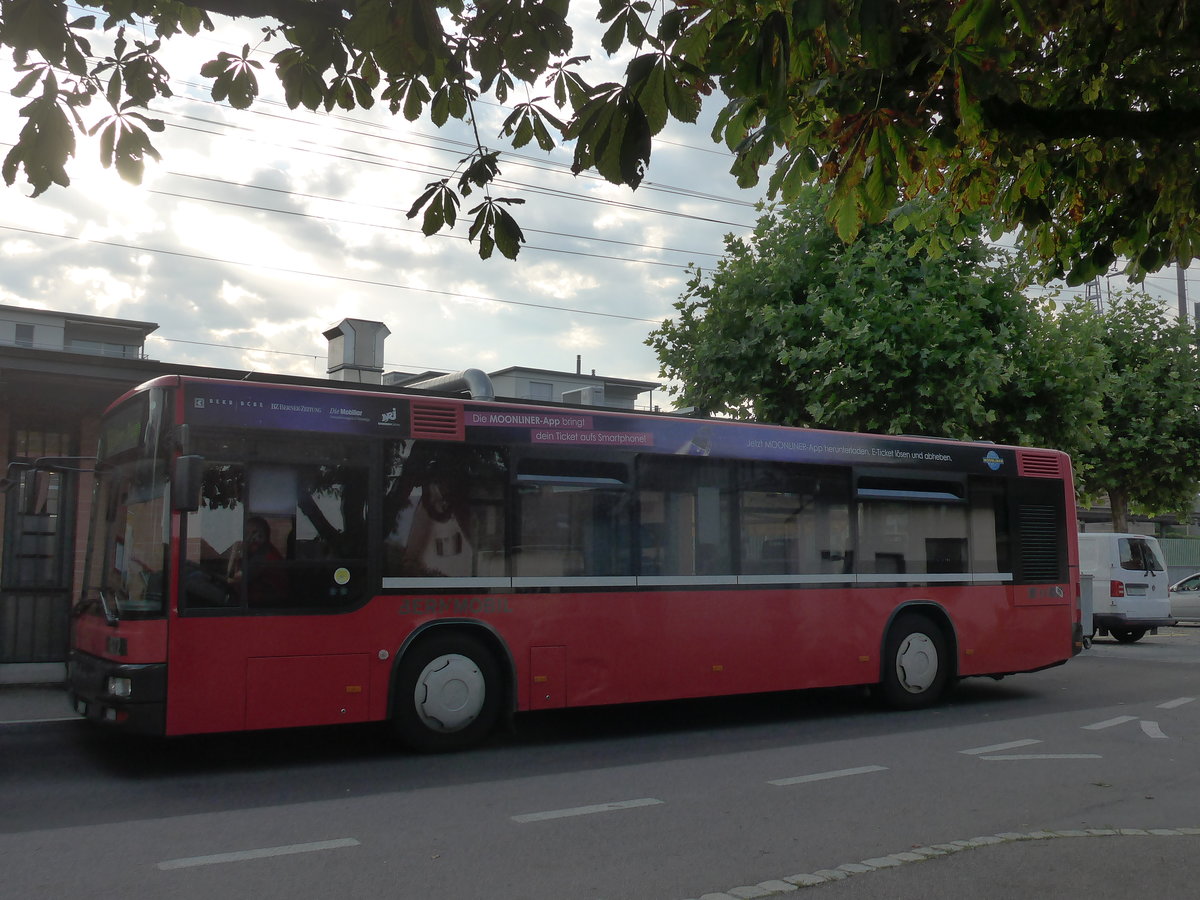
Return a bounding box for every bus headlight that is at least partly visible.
[107,677,132,699]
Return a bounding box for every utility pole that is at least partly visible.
[1085,277,1104,312]
[1179,262,1190,324]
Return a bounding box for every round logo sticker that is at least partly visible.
[334,567,351,585]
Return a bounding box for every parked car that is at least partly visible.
[1169,572,1200,622]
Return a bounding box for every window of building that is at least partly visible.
[527,381,554,401]
[14,323,34,348]
[66,339,139,359]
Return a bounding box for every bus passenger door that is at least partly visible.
[170,449,372,735]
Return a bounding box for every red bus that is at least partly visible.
[68,375,1082,750]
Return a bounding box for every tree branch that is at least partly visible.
[170,0,350,29]
[982,98,1200,142]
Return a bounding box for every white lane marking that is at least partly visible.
[1158,697,1195,710]
[698,828,1200,898]
[511,798,663,823]
[1,716,78,725]
[960,739,1042,756]
[978,754,1102,761]
[1141,721,1168,739]
[1083,715,1138,730]
[768,765,888,786]
[157,838,360,870]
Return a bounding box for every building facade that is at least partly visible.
[1,305,161,682]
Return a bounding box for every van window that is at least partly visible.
[1119,538,1164,573]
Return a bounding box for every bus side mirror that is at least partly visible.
[173,455,204,512]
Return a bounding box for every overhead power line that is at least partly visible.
[0,223,666,324]
[165,85,759,210]
[167,170,726,259]
[162,112,754,230]
[150,183,724,266]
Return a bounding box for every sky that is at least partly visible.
[2,5,1198,410]
[0,4,765,404]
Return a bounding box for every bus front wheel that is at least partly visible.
[392,632,501,752]
[879,613,950,710]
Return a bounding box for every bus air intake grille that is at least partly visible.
[1016,503,1061,582]
[1017,451,1063,478]
[410,403,464,440]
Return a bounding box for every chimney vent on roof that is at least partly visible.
[324,318,390,384]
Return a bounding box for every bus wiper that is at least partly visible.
[73,591,118,626]
[97,590,118,626]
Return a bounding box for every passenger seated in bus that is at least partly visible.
[228,516,288,604]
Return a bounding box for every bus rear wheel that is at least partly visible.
[392,632,501,752]
[879,613,950,710]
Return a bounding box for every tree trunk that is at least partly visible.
[1108,489,1130,532]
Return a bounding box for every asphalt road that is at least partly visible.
[3,625,1200,899]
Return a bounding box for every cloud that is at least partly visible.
[0,8,767,403]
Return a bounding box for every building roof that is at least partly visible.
[486,365,661,390]
[387,366,661,392]
[0,302,158,337]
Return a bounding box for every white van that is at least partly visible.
[1077,532,1175,642]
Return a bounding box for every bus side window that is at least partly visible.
[737,463,850,577]
[183,454,371,612]
[230,513,290,607]
[183,463,245,609]
[855,475,965,577]
[637,457,734,577]
[513,456,631,578]
[278,462,370,608]
[968,477,1009,575]
[382,441,508,579]
[238,464,300,608]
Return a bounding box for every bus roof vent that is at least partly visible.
[411,402,464,440]
[1017,450,1064,478]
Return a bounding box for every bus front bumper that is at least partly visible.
[67,650,167,735]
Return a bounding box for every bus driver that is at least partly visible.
[227,516,287,604]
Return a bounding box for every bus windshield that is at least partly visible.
[80,390,171,620]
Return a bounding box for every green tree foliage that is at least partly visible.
[1070,292,1200,531]
[646,188,1107,461]
[2,1,1198,273]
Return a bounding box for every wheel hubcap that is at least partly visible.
[895,633,938,693]
[414,653,485,733]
